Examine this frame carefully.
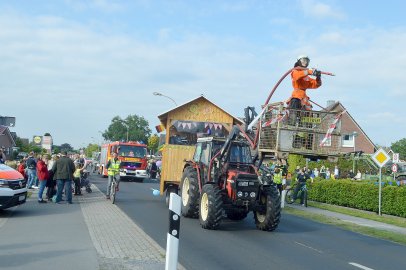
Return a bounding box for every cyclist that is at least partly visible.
[106,152,121,199]
[292,168,311,206]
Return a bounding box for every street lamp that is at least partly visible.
[352,131,359,172]
[153,91,177,106]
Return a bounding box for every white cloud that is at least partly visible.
[299,0,346,20]
[64,0,125,12]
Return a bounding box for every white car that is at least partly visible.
[0,164,27,210]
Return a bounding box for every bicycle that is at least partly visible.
[285,182,308,207]
[110,175,119,204]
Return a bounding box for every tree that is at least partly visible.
[391,138,406,160]
[148,135,159,154]
[103,114,151,144]
[85,143,100,157]
[60,143,74,153]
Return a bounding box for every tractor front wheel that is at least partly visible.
[199,184,223,230]
[180,167,200,218]
[254,185,281,231]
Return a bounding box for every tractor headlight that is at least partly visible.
[237,191,243,197]
[250,192,256,198]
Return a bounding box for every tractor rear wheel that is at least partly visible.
[226,209,248,221]
[180,167,200,218]
[199,184,223,230]
[254,185,281,231]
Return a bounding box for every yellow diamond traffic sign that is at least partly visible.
[371,148,390,168]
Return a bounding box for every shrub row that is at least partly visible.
[308,179,406,217]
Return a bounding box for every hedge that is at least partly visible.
[308,179,406,217]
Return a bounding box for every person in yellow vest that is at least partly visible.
[106,152,121,199]
[273,168,283,195]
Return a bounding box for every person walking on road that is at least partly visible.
[106,152,121,199]
[292,169,311,206]
[52,151,75,204]
[36,155,49,203]
[26,152,38,189]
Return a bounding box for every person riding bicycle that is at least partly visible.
[292,169,311,206]
[106,152,121,199]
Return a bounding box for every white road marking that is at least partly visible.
[294,241,323,253]
[349,262,374,270]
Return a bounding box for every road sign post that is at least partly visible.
[371,148,391,216]
[393,153,399,163]
[392,163,398,183]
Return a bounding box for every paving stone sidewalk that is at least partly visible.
[77,186,168,269]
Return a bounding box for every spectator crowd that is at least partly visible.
[16,151,91,204]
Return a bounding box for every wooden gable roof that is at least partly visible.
[157,95,243,126]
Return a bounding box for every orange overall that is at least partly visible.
[287,68,321,110]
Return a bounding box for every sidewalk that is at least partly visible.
[286,204,406,235]
[0,185,179,270]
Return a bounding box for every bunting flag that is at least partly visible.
[262,109,289,127]
[320,110,347,147]
[155,124,165,133]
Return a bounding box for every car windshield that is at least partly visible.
[117,146,146,158]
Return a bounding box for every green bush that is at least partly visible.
[308,179,406,217]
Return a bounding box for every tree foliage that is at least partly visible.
[102,115,151,144]
[60,143,74,153]
[148,135,159,154]
[85,143,100,157]
[391,138,406,160]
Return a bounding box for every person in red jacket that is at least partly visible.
[36,155,50,203]
[287,55,322,110]
[17,159,26,180]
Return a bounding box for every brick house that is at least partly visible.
[326,101,376,154]
[0,125,16,159]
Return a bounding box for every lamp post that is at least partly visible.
[153,91,177,106]
[352,131,358,172]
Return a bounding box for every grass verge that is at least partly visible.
[283,206,406,246]
[308,201,406,228]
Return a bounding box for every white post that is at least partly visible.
[281,190,286,208]
[165,193,181,270]
[378,167,382,216]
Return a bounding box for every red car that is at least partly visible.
[0,164,27,210]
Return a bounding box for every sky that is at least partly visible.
[1,0,405,149]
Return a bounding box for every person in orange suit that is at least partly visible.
[287,55,322,110]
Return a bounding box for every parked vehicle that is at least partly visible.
[0,164,27,210]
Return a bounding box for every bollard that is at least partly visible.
[165,193,181,270]
[281,190,286,208]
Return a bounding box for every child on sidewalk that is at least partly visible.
[73,163,83,195]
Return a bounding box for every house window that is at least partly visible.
[342,134,355,147]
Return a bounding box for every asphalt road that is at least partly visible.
[90,174,406,270]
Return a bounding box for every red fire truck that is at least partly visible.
[99,141,148,181]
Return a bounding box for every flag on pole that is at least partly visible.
[155,124,165,133]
